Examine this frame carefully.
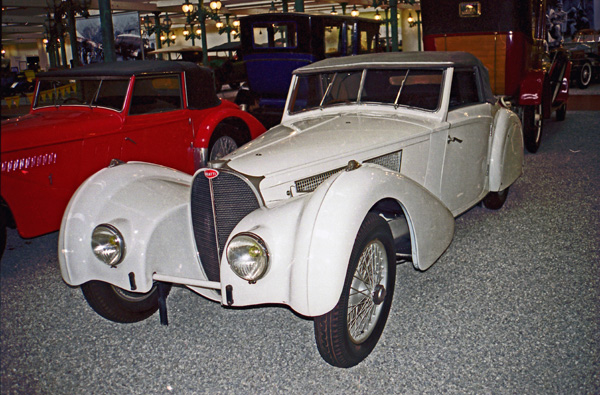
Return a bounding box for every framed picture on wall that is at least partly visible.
[76,11,147,63]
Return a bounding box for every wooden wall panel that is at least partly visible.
[434,34,507,95]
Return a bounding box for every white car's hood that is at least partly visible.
[226,112,441,178]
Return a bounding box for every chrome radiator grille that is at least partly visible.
[190,171,261,282]
[294,151,402,193]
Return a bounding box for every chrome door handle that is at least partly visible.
[125,137,137,144]
[447,136,463,144]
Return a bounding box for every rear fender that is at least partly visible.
[193,104,266,149]
[489,108,524,191]
[58,162,204,294]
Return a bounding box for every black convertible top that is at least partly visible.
[38,60,220,110]
[295,51,495,104]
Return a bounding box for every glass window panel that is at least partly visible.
[252,22,298,49]
[129,75,182,115]
[449,69,480,108]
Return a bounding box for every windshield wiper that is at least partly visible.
[394,70,409,109]
[319,74,336,108]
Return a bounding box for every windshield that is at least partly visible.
[289,68,444,114]
[33,77,130,111]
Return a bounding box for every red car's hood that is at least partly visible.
[1,108,123,153]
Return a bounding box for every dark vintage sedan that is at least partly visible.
[0,61,266,256]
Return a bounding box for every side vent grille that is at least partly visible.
[294,150,402,193]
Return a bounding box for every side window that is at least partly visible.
[252,22,297,49]
[358,29,378,54]
[449,69,481,109]
[324,25,342,57]
[129,75,182,115]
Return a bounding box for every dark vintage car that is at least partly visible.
[0,61,265,256]
[235,12,381,127]
[421,0,571,153]
[147,42,246,92]
[565,29,600,89]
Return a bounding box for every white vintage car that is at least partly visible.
[59,52,524,368]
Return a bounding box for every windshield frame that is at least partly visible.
[287,66,447,115]
[32,75,132,112]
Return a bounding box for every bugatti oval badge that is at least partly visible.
[204,169,219,179]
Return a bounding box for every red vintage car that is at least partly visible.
[421,0,571,153]
[0,61,265,255]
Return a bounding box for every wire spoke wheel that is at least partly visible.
[347,239,388,343]
[314,213,395,368]
[209,135,238,161]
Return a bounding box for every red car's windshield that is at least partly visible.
[33,78,130,111]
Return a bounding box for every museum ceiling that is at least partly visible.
[2,0,420,45]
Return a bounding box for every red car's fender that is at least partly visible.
[519,69,545,106]
[191,99,266,149]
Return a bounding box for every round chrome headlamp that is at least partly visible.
[226,233,269,282]
[91,224,125,267]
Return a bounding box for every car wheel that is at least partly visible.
[577,62,592,89]
[482,187,509,210]
[0,210,6,260]
[81,281,168,323]
[208,125,244,162]
[314,213,395,368]
[522,104,543,153]
[556,102,567,122]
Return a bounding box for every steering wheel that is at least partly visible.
[62,97,85,104]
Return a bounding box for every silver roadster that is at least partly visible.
[59,52,524,368]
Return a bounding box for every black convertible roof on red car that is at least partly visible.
[38,60,220,110]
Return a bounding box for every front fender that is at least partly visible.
[304,164,454,315]
[519,70,545,106]
[489,108,524,191]
[58,162,205,294]
[220,164,454,317]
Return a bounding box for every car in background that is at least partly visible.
[235,12,382,127]
[58,52,524,368]
[147,42,246,92]
[0,60,265,257]
[421,0,570,153]
[565,29,600,89]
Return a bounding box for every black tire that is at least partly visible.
[577,62,592,89]
[482,187,509,210]
[314,213,396,368]
[522,104,543,153]
[556,102,567,122]
[208,124,246,162]
[81,281,165,323]
[0,210,6,260]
